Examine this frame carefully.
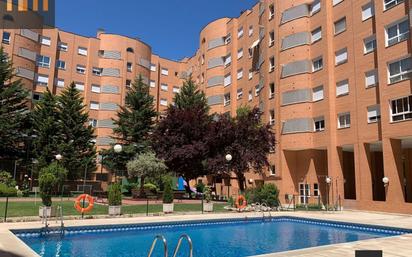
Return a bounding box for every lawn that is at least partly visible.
[0,200,229,218]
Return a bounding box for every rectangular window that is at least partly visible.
[248,90,253,101]
[92,67,102,76]
[336,79,349,96]
[32,93,43,101]
[90,101,99,110]
[91,84,101,93]
[237,88,243,99]
[333,0,344,6]
[312,85,324,101]
[269,56,275,72]
[237,69,243,80]
[311,27,322,43]
[58,42,68,51]
[391,95,412,122]
[40,36,51,46]
[2,31,11,44]
[225,33,231,45]
[335,48,348,65]
[269,83,275,99]
[36,74,48,86]
[269,110,275,125]
[311,0,321,15]
[56,60,66,70]
[224,54,232,67]
[388,57,412,83]
[161,83,168,91]
[334,17,347,35]
[365,69,378,87]
[56,79,64,88]
[76,65,86,74]
[269,4,275,20]
[367,105,381,123]
[126,80,132,88]
[313,183,319,197]
[338,112,351,128]
[160,99,168,106]
[249,25,253,36]
[224,74,232,87]
[75,82,84,91]
[364,35,376,54]
[89,119,97,128]
[314,116,325,132]
[386,19,409,47]
[269,165,276,176]
[238,27,244,38]
[161,68,168,76]
[362,2,375,21]
[312,57,323,72]
[224,93,231,106]
[249,69,253,80]
[269,31,275,47]
[78,47,88,56]
[173,86,180,93]
[255,85,261,96]
[36,55,50,68]
[127,62,132,72]
[384,0,404,10]
[237,48,243,59]
[150,80,156,88]
[150,63,156,72]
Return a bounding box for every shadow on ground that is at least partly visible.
[0,250,24,257]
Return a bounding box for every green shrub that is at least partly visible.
[0,171,16,187]
[245,184,280,207]
[227,196,234,207]
[108,183,122,206]
[162,176,174,204]
[0,183,17,197]
[196,182,205,193]
[39,171,56,207]
[203,186,212,203]
[143,183,158,194]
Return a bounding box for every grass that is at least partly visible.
[0,200,228,218]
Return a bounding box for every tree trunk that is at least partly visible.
[237,173,246,194]
[139,175,146,198]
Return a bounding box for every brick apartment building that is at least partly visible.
[1,0,412,213]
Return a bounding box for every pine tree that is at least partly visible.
[0,47,29,159]
[57,82,96,180]
[174,78,209,112]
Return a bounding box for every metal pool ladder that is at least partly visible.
[147,235,168,257]
[147,234,193,257]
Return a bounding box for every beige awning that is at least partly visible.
[250,39,260,49]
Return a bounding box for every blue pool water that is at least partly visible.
[15,217,410,257]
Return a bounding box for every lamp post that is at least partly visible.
[325,176,331,211]
[113,144,122,183]
[225,154,232,199]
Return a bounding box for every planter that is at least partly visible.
[39,206,56,218]
[109,205,122,216]
[203,202,213,212]
[163,203,174,213]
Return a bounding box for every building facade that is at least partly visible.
[1,0,412,213]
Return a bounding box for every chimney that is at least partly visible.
[97,28,105,38]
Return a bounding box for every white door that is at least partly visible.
[299,183,310,204]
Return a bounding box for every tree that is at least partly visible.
[39,162,68,206]
[57,82,96,180]
[31,89,61,168]
[102,76,157,176]
[127,152,167,196]
[206,106,276,192]
[0,47,29,159]
[152,79,211,192]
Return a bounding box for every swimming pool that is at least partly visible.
[14,216,412,257]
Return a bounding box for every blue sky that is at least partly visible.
[55,0,257,61]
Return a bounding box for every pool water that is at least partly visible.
[15,217,409,257]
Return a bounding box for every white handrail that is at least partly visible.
[172,234,193,257]
[147,235,168,257]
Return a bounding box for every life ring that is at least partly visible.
[74,194,94,213]
[235,195,247,209]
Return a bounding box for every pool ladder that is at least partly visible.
[147,234,193,257]
[41,205,64,235]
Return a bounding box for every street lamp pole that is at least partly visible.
[113,144,123,184]
[326,176,331,212]
[225,154,232,199]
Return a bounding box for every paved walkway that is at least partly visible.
[1,211,412,257]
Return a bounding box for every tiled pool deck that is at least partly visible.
[1,211,412,257]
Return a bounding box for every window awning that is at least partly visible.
[250,39,260,49]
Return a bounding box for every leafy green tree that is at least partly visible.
[57,83,96,179]
[162,175,174,204]
[174,78,209,113]
[38,162,68,206]
[0,47,29,159]
[108,183,122,206]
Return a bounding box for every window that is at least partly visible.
[367,105,381,123]
[90,102,99,110]
[237,48,243,59]
[76,65,86,74]
[255,85,261,96]
[237,69,243,80]
[313,183,319,197]
[56,60,66,70]
[311,27,322,43]
[364,35,376,54]
[269,165,276,176]
[161,68,168,76]
[386,19,409,46]
[89,119,97,128]
[161,83,168,91]
[127,62,132,72]
[362,2,374,21]
[388,57,412,83]
[333,0,343,6]
[56,79,64,88]
[312,86,324,101]
[36,74,48,86]
[336,79,349,96]
[40,36,51,46]
[365,69,378,87]
[391,95,412,122]
[248,90,253,101]
[269,83,275,99]
[238,27,244,38]
[269,31,275,47]
[149,80,156,88]
[384,0,404,10]
[224,93,231,106]
[269,4,275,20]
[224,74,232,87]
[160,99,168,106]
[173,86,180,93]
[338,112,351,128]
[314,117,325,132]
[32,93,43,102]
[334,17,346,35]
[91,84,101,93]
[58,42,68,51]
[75,82,84,91]
[36,55,50,68]
[224,54,232,67]
[264,56,275,74]
[78,47,88,56]
[2,31,10,44]
[312,57,323,72]
[150,63,156,72]
[201,73,205,83]
[335,48,348,65]
[249,69,253,80]
[311,0,321,15]
[249,25,253,36]
[126,80,132,88]
[269,110,275,125]
[126,47,134,53]
[225,33,231,45]
[237,88,243,99]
